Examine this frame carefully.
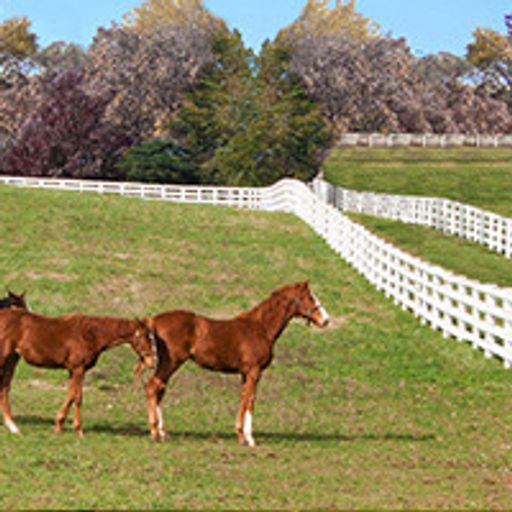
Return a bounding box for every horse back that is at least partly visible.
[152,310,271,372]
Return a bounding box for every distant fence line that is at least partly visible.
[1,174,512,369]
[336,133,512,148]
[313,179,512,259]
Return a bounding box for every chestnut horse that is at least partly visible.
[0,309,157,437]
[0,291,27,310]
[146,281,329,446]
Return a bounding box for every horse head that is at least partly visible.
[131,317,158,370]
[290,281,329,328]
[6,290,28,310]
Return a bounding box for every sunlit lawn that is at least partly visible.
[1,184,512,509]
[324,147,512,286]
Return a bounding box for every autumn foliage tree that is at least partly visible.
[123,0,227,35]
[87,23,215,144]
[276,0,378,44]
[2,2,512,185]
[278,3,512,134]
[2,70,129,178]
[0,16,38,89]
[467,17,512,111]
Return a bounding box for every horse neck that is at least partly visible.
[245,292,295,343]
[91,317,137,350]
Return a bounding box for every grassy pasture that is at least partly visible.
[324,147,512,216]
[1,184,512,509]
[324,147,512,286]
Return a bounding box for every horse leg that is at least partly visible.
[146,360,183,442]
[0,354,20,435]
[55,367,83,434]
[235,374,247,443]
[146,374,168,442]
[236,368,261,447]
[71,368,85,437]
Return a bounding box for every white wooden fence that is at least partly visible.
[337,133,512,148]
[313,179,512,258]
[2,174,512,368]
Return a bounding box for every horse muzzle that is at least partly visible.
[311,308,330,328]
[142,353,157,369]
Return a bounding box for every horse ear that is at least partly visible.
[139,316,154,329]
[300,280,310,290]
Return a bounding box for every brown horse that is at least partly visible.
[0,291,27,310]
[0,309,157,437]
[146,281,329,446]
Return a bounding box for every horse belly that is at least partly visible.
[191,349,241,373]
[18,340,68,368]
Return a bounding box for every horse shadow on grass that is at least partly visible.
[14,415,147,437]
[159,430,435,444]
[12,415,435,443]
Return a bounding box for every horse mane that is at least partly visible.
[239,284,295,324]
[73,315,137,338]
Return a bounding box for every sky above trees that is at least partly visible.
[0,0,510,56]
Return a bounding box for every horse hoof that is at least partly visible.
[158,431,169,442]
[246,439,256,448]
[238,436,256,447]
[5,421,20,435]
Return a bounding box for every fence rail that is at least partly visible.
[2,174,512,368]
[337,133,512,148]
[313,179,512,258]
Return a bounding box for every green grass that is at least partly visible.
[324,147,512,216]
[324,147,512,286]
[348,213,512,287]
[2,184,512,509]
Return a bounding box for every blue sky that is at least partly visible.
[0,0,510,56]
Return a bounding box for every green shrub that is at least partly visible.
[118,139,198,184]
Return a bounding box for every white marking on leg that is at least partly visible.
[5,419,20,434]
[243,410,255,447]
[156,406,165,436]
[313,293,330,324]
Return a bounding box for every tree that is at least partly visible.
[2,70,129,178]
[0,17,38,89]
[276,0,378,44]
[171,32,331,186]
[117,139,198,183]
[282,20,512,134]
[35,41,88,77]
[169,30,256,183]
[87,23,214,144]
[123,0,227,34]
[467,21,512,110]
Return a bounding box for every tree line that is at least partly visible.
[0,0,511,186]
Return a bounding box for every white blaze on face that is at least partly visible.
[243,411,255,447]
[312,292,329,325]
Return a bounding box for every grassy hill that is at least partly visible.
[1,184,512,509]
[324,147,512,216]
[324,147,512,286]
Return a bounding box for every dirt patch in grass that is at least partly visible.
[29,379,66,391]
[25,270,77,282]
